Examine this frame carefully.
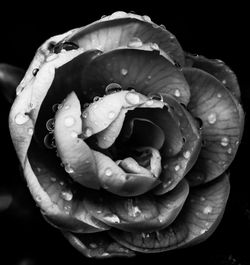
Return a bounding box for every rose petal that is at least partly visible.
[0,64,24,104]
[65,13,184,66]
[154,95,202,194]
[84,179,189,233]
[109,173,230,252]
[79,49,190,105]
[183,68,244,185]
[185,53,241,101]
[63,231,135,258]
[54,91,100,189]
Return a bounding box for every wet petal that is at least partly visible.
[54,92,100,189]
[65,13,185,66]
[154,95,202,194]
[85,179,189,233]
[183,68,244,185]
[185,53,241,101]
[27,141,109,233]
[109,173,230,252]
[63,231,135,258]
[0,64,24,104]
[79,49,190,105]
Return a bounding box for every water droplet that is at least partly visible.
[183,150,191,159]
[83,102,89,108]
[93,96,101,102]
[222,79,227,84]
[101,253,110,257]
[143,15,151,22]
[147,75,152,80]
[46,118,55,131]
[50,177,56,182]
[44,133,56,149]
[61,190,73,201]
[64,205,71,214]
[83,127,92,138]
[90,243,98,248]
[126,92,140,105]
[203,205,212,214]
[128,37,143,48]
[27,127,34,135]
[200,196,206,201]
[121,68,128,76]
[200,228,207,234]
[221,137,229,147]
[174,164,180,171]
[105,83,122,95]
[108,111,116,119]
[64,105,70,110]
[64,116,75,127]
[60,181,64,186]
[150,43,159,50]
[160,24,166,30]
[148,93,163,102]
[15,113,29,125]
[36,195,42,202]
[104,214,120,223]
[82,111,88,119]
[105,168,112,176]
[32,68,39,76]
[174,89,181,97]
[227,147,232,154]
[52,103,60,112]
[235,140,239,146]
[65,163,74,174]
[217,93,222,98]
[71,131,78,138]
[207,113,217,124]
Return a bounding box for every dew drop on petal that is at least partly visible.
[65,163,74,174]
[104,214,120,223]
[174,164,180,171]
[105,168,112,177]
[150,43,159,50]
[200,196,206,201]
[108,111,116,119]
[121,68,128,76]
[61,190,73,201]
[221,137,229,147]
[227,147,232,154]
[183,150,191,159]
[146,99,154,106]
[64,205,71,214]
[64,116,75,127]
[44,133,56,149]
[93,96,101,102]
[82,111,88,119]
[105,83,122,95]
[217,93,222,98]
[207,113,217,124]
[203,205,213,214]
[52,103,60,112]
[126,92,140,105]
[35,195,42,202]
[128,37,143,48]
[15,113,29,125]
[83,127,92,138]
[71,131,78,138]
[64,105,70,110]
[60,181,64,186]
[148,93,163,102]
[143,15,151,22]
[27,127,34,135]
[222,79,227,85]
[50,177,56,182]
[174,89,181,97]
[46,118,55,131]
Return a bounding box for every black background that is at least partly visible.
[0,3,249,265]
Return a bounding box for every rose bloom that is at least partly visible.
[2,11,244,258]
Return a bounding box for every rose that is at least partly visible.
[1,11,244,258]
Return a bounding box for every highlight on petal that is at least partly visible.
[109,173,230,253]
[185,53,241,101]
[79,49,190,105]
[183,68,244,185]
[0,64,24,103]
[64,12,185,66]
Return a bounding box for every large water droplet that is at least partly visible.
[46,118,55,131]
[174,164,180,171]
[83,127,92,138]
[126,92,140,105]
[61,190,73,201]
[221,137,229,147]
[105,168,112,177]
[64,116,75,127]
[203,205,212,214]
[121,68,128,76]
[207,113,217,124]
[65,163,74,174]
[128,37,143,48]
[44,133,56,149]
[105,83,122,95]
[15,113,29,125]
